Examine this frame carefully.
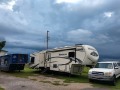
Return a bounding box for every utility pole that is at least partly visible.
[46,31,49,50]
[45,31,49,69]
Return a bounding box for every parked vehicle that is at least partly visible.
[88,61,120,85]
[29,44,99,75]
[0,54,28,71]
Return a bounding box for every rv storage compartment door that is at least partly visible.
[71,64,83,74]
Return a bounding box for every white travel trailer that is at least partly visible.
[29,44,99,74]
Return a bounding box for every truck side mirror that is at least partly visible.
[114,67,119,69]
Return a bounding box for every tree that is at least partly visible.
[0,41,6,51]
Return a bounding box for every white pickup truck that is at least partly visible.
[88,61,120,85]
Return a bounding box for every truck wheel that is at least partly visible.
[111,75,116,86]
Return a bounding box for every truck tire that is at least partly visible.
[111,75,116,86]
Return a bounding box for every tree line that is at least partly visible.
[0,41,6,51]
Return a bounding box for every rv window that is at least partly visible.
[69,52,75,58]
[31,57,35,63]
[90,52,98,57]
[53,64,57,68]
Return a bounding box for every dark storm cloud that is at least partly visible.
[0,24,23,35]
[0,0,120,59]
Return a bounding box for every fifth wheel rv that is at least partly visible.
[29,44,99,74]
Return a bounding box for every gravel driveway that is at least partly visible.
[0,72,110,90]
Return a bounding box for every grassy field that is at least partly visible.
[3,67,120,90]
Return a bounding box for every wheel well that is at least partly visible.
[113,74,116,79]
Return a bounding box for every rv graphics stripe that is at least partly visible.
[48,56,82,66]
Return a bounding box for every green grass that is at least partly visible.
[0,86,4,90]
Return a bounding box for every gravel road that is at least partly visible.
[0,72,110,90]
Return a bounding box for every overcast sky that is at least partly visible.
[0,0,120,59]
